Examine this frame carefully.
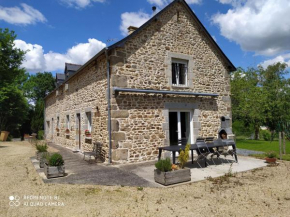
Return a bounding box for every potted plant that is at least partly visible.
[56,128,60,132]
[65,129,70,134]
[40,152,50,168]
[154,145,191,186]
[265,151,277,163]
[35,143,48,160]
[44,153,65,178]
[85,130,91,137]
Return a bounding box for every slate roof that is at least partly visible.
[65,63,82,72]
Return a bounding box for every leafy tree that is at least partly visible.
[0,28,28,133]
[259,63,290,134]
[0,28,26,86]
[23,72,55,103]
[31,99,45,133]
[231,67,266,139]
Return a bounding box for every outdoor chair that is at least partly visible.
[210,139,231,164]
[83,142,102,163]
[195,141,216,168]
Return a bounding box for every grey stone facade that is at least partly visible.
[45,0,235,163]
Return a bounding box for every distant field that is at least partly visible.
[236,139,290,160]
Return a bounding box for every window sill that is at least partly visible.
[171,85,189,89]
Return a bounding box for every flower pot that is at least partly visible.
[265,158,276,163]
[44,163,65,179]
[0,131,10,141]
[154,168,191,186]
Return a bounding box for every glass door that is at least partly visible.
[169,111,192,146]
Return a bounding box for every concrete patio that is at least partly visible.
[31,143,267,188]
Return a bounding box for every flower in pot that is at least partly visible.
[178,144,190,169]
[65,129,70,134]
[44,153,65,179]
[265,151,277,163]
[154,156,191,186]
[35,143,48,160]
[85,130,91,137]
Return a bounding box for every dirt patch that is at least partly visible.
[0,141,290,217]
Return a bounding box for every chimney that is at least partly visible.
[152,6,157,16]
[128,26,138,35]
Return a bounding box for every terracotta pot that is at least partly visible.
[265,158,276,163]
[0,131,10,141]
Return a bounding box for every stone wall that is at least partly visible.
[45,55,109,158]
[109,1,232,162]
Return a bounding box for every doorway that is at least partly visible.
[76,113,81,150]
[51,118,54,140]
[169,111,193,146]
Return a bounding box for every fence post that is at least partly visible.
[279,132,282,160]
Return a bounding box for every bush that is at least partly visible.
[265,151,277,158]
[37,130,44,140]
[36,143,48,152]
[178,144,190,168]
[155,158,172,172]
[48,153,64,166]
[260,130,271,141]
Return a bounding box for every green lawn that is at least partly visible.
[236,139,290,160]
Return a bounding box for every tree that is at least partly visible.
[231,67,266,139]
[0,28,26,87]
[259,63,290,134]
[23,72,55,103]
[0,28,28,133]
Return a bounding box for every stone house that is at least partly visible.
[44,0,236,163]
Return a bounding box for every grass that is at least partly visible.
[236,139,290,161]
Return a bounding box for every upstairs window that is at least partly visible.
[172,59,188,86]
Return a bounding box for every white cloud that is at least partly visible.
[60,0,105,8]
[217,0,246,7]
[0,3,46,25]
[147,0,201,8]
[120,11,151,36]
[259,53,290,69]
[212,0,290,56]
[14,39,106,73]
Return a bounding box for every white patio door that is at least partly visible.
[169,111,193,146]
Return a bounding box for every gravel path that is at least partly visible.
[237,148,265,156]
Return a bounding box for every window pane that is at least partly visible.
[172,63,177,84]
[179,64,187,85]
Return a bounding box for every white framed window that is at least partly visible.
[66,115,70,130]
[171,59,188,86]
[86,112,92,132]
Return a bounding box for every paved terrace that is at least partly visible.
[31,143,267,187]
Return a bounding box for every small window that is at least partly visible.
[57,116,60,129]
[66,115,70,130]
[46,121,50,133]
[172,59,188,86]
[86,112,92,132]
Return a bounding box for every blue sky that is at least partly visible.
[1,0,290,76]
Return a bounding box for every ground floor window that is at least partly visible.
[86,112,92,133]
[169,111,193,145]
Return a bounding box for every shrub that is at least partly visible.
[38,130,44,140]
[155,158,172,172]
[36,143,48,152]
[266,151,277,159]
[178,144,190,168]
[260,130,271,141]
[48,153,64,166]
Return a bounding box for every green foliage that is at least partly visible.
[48,153,64,166]
[36,143,48,152]
[155,158,172,172]
[0,28,26,87]
[38,130,44,140]
[265,151,277,159]
[31,100,45,133]
[232,120,254,137]
[178,144,190,168]
[260,130,271,141]
[23,72,55,103]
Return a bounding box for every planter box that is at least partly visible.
[44,163,65,179]
[265,158,277,163]
[154,168,191,186]
[0,131,10,141]
[36,151,46,160]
